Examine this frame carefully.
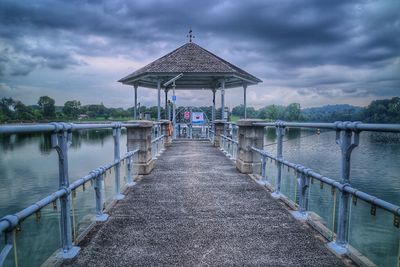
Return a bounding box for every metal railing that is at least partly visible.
[151,123,165,159]
[220,134,238,160]
[0,122,141,266]
[250,120,400,266]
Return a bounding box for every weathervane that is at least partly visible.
[187,29,195,43]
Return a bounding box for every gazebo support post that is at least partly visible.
[164,89,169,120]
[157,80,161,121]
[243,84,247,119]
[220,80,225,120]
[133,84,138,120]
[212,89,216,122]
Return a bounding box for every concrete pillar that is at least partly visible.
[160,119,172,147]
[213,120,226,147]
[126,121,155,175]
[235,119,265,173]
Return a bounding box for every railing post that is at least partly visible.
[291,165,309,221]
[272,121,286,198]
[235,119,265,174]
[126,154,136,187]
[258,154,267,185]
[126,121,155,175]
[213,120,225,147]
[328,125,359,255]
[94,168,108,222]
[51,123,80,259]
[112,122,124,200]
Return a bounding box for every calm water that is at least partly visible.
[0,129,399,266]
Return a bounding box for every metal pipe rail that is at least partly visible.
[0,122,141,135]
[0,122,144,265]
[251,146,400,217]
[0,149,139,234]
[220,134,238,160]
[220,134,238,144]
[253,121,400,133]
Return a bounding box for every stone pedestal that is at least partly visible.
[213,120,226,147]
[126,120,155,175]
[235,119,265,173]
[160,120,172,147]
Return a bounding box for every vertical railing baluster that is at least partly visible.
[328,124,359,255]
[51,123,80,259]
[258,154,267,185]
[290,165,309,221]
[94,168,108,222]
[112,123,124,200]
[126,154,136,187]
[272,122,285,198]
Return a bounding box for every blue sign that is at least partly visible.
[172,95,176,101]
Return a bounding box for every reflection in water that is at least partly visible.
[264,130,400,267]
[0,129,399,267]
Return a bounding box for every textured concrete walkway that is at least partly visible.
[65,140,346,266]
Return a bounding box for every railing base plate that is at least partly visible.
[327,241,348,256]
[256,180,267,186]
[96,214,109,222]
[60,246,80,259]
[113,194,125,200]
[271,192,282,199]
[126,182,137,187]
[290,211,308,221]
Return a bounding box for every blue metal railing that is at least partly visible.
[220,134,238,160]
[0,122,142,266]
[214,120,400,266]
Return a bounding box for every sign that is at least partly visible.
[184,111,190,120]
[192,112,204,124]
[172,95,176,101]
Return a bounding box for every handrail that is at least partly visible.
[0,149,139,234]
[251,146,400,216]
[0,122,141,135]
[220,134,238,144]
[253,121,400,133]
[151,134,165,143]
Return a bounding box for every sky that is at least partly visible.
[0,0,399,109]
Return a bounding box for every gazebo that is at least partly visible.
[118,33,262,125]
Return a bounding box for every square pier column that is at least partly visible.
[213,120,226,147]
[126,120,155,175]
[236,119,265,173]
[160,120,172,147]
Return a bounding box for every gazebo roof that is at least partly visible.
[118,42,262,89]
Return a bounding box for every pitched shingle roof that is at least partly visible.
[118,42,262,89]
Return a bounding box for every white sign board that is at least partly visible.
[192,112,204,124]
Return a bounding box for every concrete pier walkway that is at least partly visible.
[65,140,346,266]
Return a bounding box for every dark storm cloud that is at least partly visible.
[0,0,398,103]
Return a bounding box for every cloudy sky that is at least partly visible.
[0,0,399,109]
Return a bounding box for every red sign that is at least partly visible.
[184,111,190,120]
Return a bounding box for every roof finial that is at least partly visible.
[187,28,195,43]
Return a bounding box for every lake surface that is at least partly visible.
[0,128,399,266]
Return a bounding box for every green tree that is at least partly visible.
[63,100,81,118]
[285,103,301,121]
[38,96,56,118]
[13,101,35,120]
[0,97,15,121]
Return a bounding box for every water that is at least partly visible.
[0,129,128,267]
[263,128,400,267]
[0,129,399,266]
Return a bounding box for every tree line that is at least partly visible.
[1,95,399,123]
